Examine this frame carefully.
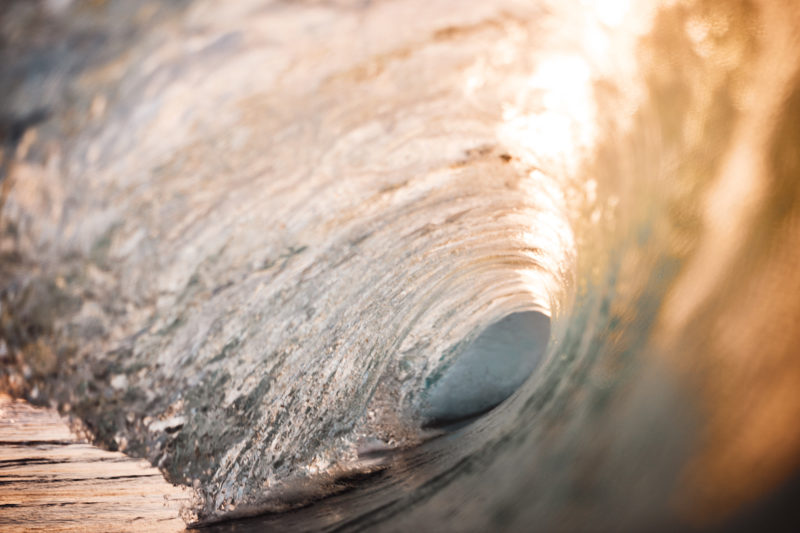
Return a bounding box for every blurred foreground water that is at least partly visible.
[1,0,799,530]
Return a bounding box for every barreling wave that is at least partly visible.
[1,0,799,530]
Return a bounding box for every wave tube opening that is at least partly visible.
[420,311,551,427]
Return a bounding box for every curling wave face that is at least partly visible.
[1,0,800,530]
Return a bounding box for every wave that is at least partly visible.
[1,0,799,530]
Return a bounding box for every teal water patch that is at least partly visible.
[420,311,550,425]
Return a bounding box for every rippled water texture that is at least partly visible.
[1,0,799,530]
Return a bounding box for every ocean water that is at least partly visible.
[1,0,799,530]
